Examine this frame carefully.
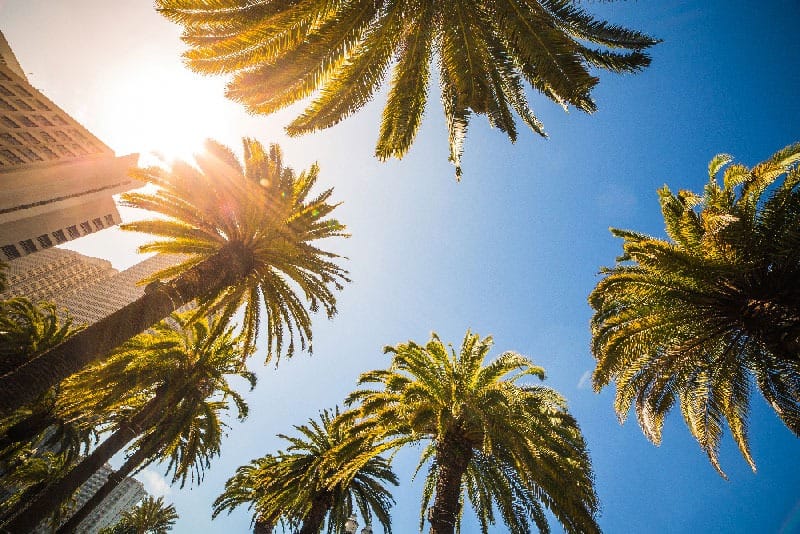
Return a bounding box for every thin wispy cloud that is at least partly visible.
[139,469,172,497]
[577,370,592,391]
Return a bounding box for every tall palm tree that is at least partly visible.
[0,298,81,456]
[213,408,397,534]
[344,331,599,534]
[589,143,800,475]
[99,496,179,534]
[156,0,658,177]
[0,298,79,377]
[0,298,95,525]
[0,139,348,415]
[4,313,254,533]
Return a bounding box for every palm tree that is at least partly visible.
[0,298,95,525]
[0,297,79,376]
[99,496,179,534]
[0,138,348,415]
[4,313,254,533]
[156,0,657,177]
[0,298,81,456]
[589,143,800,475]
[213,408,397,534]
[344,331,599,534]
[212,454,290,534]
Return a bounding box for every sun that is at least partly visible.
[92,58,238,164]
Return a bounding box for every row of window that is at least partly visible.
[0,143,91,166]
[0,80,34,98]
[1,213,116,260]
[1,110,65,127]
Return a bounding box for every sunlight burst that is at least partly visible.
[93,61,234,164]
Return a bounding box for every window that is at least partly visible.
[34,99,51,111]
[0,117,19,129]
[39,146,57,159]
[67,225,81,239]
[80,221,92,234]
[37,234,53,248]
[14,99,34,111]
[92,218,104,230]
[55,144,75,157]
[33,115,53,126]
[0,97,15,110]
[104,214,115,226]
[0,85,12,96]
[52,229,67,243]
[0,133,21,145]
[0,149,23,165]
[14,85,32,97]
[16,131,40,144]
[0,72,10,81]
[2,244,20,260]
[17,115,35,127]
[53,115,68,125]
[19,239,36,254]
[18,147,43,161]
[40,131,56,143]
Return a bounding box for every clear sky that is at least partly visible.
[2,1,800,532]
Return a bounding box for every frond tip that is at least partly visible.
[157,0,657,177]
[120,138,350,364]
[589,142,800,475]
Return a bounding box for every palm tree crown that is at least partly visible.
[345,331,599,534]
[0,139,348,415]
[589,142,800,475]
[156,0,658,177]
[213,407,397,534]
[115,312,256,488]
[123,139,349,360]
[100,496,179,534]
[3,312,255,533]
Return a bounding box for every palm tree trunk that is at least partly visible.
[0,242,254,416]
[428,432,473,534]
[0,478,50,524]
[254,519,274,534]
[55,437,156,534]
[0,411,58,451]
[1,390,169,533]
[740,297,800,362]
[298,491,333,534]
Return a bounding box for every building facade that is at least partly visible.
[0,31,139,261]
[72,465,147,534]
[0,247,183,327]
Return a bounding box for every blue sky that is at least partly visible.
[2,0,800,532]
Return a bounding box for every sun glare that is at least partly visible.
[95,61,235,164]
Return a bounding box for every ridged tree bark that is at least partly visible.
[0,242,254,416]
[55,436,158,534]
[1,389,172,533]
[0,410,57,451]
[739,296,800,362]
[297,491,333,534]
[428,431,473,534]
[254,519,274,534]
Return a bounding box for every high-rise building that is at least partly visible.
[0,30,139,261]
[31,463,147,534]
[0,247,183,326]
[59,253,184,325]
[0,247,117,304]
[71,464,147,534]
